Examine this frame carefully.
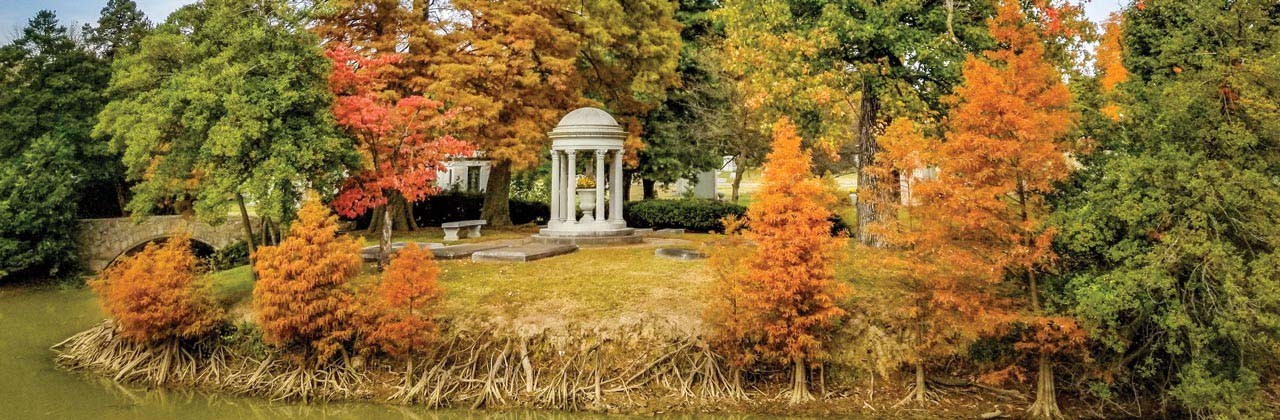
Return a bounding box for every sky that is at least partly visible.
[3,0,1127,42]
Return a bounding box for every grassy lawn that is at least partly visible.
[202,235,715,335]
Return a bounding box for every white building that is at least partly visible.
[437,159,491,193]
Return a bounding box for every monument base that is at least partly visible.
[532,226,643,246]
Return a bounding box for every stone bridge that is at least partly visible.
[76,215,260,272]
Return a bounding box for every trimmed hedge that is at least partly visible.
[623,199,747,233]
[410,192,549,226]
[343,192,550,229]
[623,198,852,236]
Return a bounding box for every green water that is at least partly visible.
[0,287,781,420]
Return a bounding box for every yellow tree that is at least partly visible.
[740,118,847,404]
[427,0,584,226]
[577,0,682,166]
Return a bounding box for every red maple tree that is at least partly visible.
[325,43,474,267]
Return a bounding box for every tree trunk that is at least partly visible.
[789,359,814,404]
[367,204,385,234]
[391,194,414,231]
[642,178,657,200]
[406,198,419,230]
[481,160,513,227]
[731,163,746,204]
[1028,352,1063,419]
[855,83,882,245]
[379,204,393,269]
[234,193,258,280]
[114,178,129,217]
[621,170,633,202]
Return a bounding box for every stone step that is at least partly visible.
[432,243,513,260]
[471,244,579,262]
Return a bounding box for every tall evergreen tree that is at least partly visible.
[1056,1,1280,416]
[0,11,111,281]
[83,0,152,61]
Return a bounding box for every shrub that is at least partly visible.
[341,191,549,228]
[253,197,361,365]
[206,240,249,271]
[624,199,747,232]
[364,243,443,357]
[91,234,224,345]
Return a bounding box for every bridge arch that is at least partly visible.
[76,215,260,273]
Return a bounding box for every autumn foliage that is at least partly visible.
[1096,13,1129,121]
[708,118,847,403]
[91,234,224,345]
[364,243,443,357]
[870,2,1082,416]
[327,44,473,220]
[253,197,362,365]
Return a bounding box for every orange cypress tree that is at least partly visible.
[740,117,847,404]
[253,197,362,365]
[365,243,443,358]
[863,117,1016,406]
[703,216,755,398]
[935,2,1080,417]
[92,233,224,345]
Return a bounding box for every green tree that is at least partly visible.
[719,0,996,243]
[96,0,355,258]
[82,0,152,61]
[0,11,111,281]
[635,0,727,198]
[81,0,153,216]
[1055,1,1280,416]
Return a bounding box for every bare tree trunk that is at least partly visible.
[379,204,393,269]
[234,193,258,280]
[789,359,814,404]
[731,163,747,204]
[642,178,656,200]
[367,204,385,234]
[1029,352,1063,418]
[481,160,513,227]
[114,178,129,217]
[621,170,633,202]
[855,82,882,245]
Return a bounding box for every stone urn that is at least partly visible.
[578,189,597,222]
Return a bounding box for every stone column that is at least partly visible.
[594,149,606,223]
[566,150,577,224]
[611,148,623,226]
[549,150,561,227]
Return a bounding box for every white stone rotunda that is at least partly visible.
[532,107,642,245]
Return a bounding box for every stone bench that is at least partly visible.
[441,220,486,241]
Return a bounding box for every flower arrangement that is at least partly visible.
[576,176,596,189]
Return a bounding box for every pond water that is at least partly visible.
[0,286,782,420]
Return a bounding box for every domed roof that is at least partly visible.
[549,107,626,143]
[556,107,619,128]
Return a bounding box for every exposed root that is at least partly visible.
[53,319,742,411]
